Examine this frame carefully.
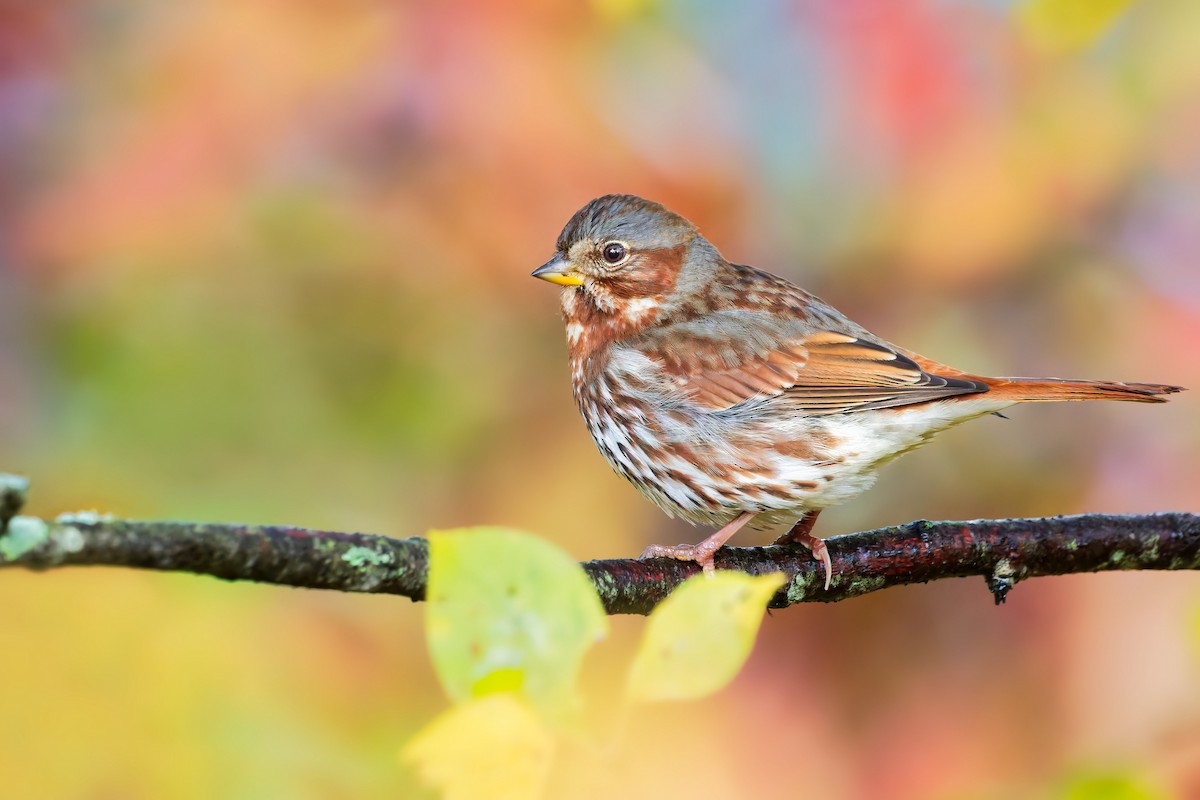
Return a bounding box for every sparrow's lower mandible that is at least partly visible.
[533,194,1184,589]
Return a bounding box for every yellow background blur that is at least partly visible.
[1,1,1198,797]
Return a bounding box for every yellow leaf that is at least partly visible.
[626,571,785,703]
[1017,0,1137,54]
[425,528,608,716]
[403,693,554,800]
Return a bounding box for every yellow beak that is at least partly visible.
[531,254,584,287]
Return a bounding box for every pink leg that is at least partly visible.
[640,511,757,574]
[774,510,832,590]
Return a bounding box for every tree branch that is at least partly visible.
[1,474,1197,615]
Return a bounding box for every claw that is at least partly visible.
[805,536,833,591]
[785,531,832,590]
[775,510,833,589]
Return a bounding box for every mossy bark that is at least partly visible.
[2,474,1197,615]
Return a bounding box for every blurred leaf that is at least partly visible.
[1059,770,1165,800]
[403,693,554,800]
[425,528,607,715]
[627,571,784,703]
[1017,0,1136,53]
[591,0,658,24]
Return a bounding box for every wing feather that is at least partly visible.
[639,325,987,414]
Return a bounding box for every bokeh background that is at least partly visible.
[2,0,1199,797]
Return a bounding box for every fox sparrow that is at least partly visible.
[533,194,1183,588]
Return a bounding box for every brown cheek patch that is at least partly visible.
[563,247,684,376]
[604,245,684,301]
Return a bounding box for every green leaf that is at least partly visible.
[424,527,607,714]
[627,571,785,703]
[1017,0,1136,54]
[403,693,554,800]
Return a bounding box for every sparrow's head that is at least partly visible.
[532,195,710,316]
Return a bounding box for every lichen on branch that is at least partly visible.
[1,473,1197,615]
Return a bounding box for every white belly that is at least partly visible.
[579,371,1014,528]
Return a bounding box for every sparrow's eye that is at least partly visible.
[601,241,628,265]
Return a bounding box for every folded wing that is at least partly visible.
[643,327,988,415]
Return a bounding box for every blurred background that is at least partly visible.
[1,0,1198,797]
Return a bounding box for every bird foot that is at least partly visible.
[638,511,757,576]
[639,542,719,574]
[774,528,832,590]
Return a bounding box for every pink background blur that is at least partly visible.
[1,1,1198,797]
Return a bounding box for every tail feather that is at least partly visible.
[984,378,1185,403]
